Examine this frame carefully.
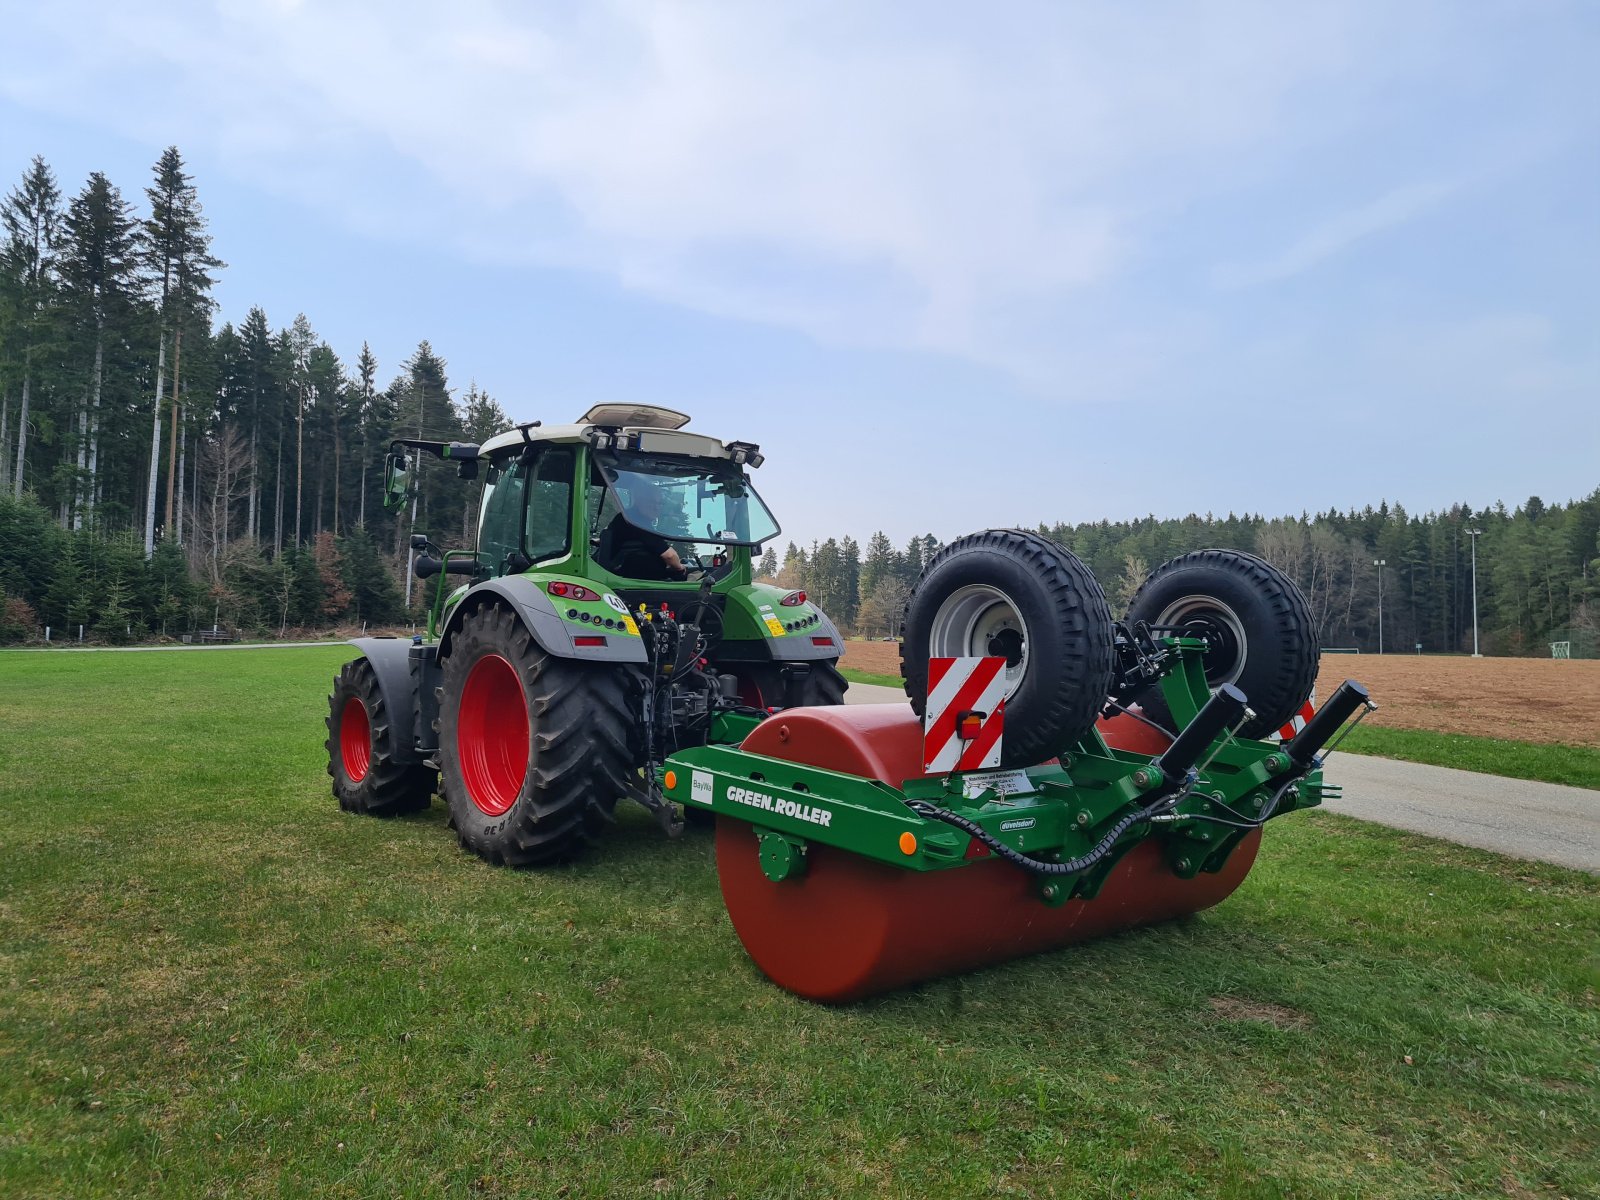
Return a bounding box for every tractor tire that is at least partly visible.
[900,529,1116,767]
[1125,549,1319,739]
[326,657,436,817]
[734,659,848,710]
[438,604,637,867]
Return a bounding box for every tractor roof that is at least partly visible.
[478,404,760,465]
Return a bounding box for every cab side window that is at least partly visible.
[525,446,577,564]
[478,457,528,577]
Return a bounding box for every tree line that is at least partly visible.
[764,492,1600,658]
[0,149,507,641]
[3,151,1594,656]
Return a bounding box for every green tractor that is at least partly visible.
[326,404,845,866]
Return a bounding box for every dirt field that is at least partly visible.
[840,640,1600,748]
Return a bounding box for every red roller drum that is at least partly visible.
[716,704,1261,1003]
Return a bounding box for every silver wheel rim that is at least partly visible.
[927,584,1030,696]
[1154,594,1247,686]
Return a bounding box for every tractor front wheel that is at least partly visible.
[439,604,637,867]
[326,657,436,816]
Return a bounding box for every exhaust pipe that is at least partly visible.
[1155,683,1250,783]
[1283,680,1371,767]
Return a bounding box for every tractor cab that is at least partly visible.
[469,406,779,594]
[587,448,780,581]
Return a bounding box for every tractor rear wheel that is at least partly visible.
[1125,549,1319,739]
[900,529,1115,767]
[326,657,436,816]
[439,604,637,867]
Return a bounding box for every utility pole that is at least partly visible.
[1468,528,1483,657]
[1373,558,1386,653]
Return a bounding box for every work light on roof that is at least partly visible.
[727,441,764,468]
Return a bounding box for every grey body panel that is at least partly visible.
[349,636,437,763]
[716,613,844,663]
[780,611,845,661]
[439,576,650,664]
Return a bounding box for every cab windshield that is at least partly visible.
[596,450,779,547]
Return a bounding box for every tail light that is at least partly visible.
[780,590,807,606]
[548,581,600,602]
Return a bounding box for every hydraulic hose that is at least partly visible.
[906,781,1191,878]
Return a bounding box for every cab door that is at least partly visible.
[477,446,579,577]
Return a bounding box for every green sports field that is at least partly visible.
[1,648,1596,1198]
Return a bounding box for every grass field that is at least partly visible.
[839,665,906,689]
[1338,726,1600,790]
[2,648,1597,1198]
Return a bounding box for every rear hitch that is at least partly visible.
[622,772,685,838]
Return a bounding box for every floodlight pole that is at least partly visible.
[1373,558,1386,654]
[1468,529,1483,657]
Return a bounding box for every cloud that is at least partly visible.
[4,0,1584,388]
[1213,179,1460,288]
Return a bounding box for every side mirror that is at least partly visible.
[383,451,416,512]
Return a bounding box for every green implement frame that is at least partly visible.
[664,640,1335,900]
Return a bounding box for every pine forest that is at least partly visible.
[1,150,1595,656]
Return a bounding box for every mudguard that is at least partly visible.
[719,584,844,663]
[438,576,650,665]
[348,636,426,763]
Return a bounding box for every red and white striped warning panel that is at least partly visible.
[1278,693,1317,740]
[923,656,1007,773]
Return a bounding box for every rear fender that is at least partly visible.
[349,636,426,763]
[720,584,843,662]
[438,576,649,664]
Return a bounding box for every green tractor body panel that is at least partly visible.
[405,418,824,669]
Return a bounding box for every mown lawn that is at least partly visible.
[1337,725,1600,791]
[1,648,1596,1199]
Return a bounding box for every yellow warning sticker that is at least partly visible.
[764,617,785,637]
[621,616,638,636]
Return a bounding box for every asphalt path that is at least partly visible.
[842,681,1600,873]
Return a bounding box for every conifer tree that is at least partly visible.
[858,530,896,599]
[141,147,221,555]
[355,342,377,529]
[1,156,62,499]
[236,306,273,540]
[58,172,139,529]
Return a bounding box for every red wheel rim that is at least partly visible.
[457,653,529,817]
[340,696,372,782]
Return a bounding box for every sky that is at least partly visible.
[2,0,1596,550]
